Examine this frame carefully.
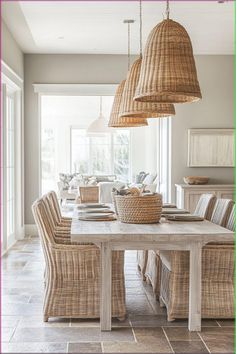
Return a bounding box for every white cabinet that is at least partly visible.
[175,184,234,213]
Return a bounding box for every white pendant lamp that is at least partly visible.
[87,97,110,134]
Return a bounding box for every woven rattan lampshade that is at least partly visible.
[108,80,148,128]
[134,19,202,104]
[120,58,175,118]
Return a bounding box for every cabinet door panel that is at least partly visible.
[220,192,234,200]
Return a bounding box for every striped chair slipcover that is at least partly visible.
[159,202,234,321]
[144,194,217,298]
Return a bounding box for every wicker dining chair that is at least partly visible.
[137,251,148,281]
[226,204,235,231]
[79,186,99,203]
[48,191,72,226]
[193,193,217,220]
[42,195,72,245]
[210,198,234,227]
[159,203,235,321]
[144,194,217,297]
[32,198,126,321]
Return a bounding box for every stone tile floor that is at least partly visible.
[2,236,234,353]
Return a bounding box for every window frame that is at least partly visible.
[1,61,24,254]
[70,126,131,181]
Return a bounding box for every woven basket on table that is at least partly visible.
[115,193,162,224]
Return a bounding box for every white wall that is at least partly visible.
[2,21,24,79]
[24,54,234,223]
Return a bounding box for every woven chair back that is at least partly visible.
[48,191,62,224]
[79,186,99,203]
[211,199,234,227]
[226,204,235,231]
[32,198,55,245]
[194,194,216,220]
[42,195,58,231]
[44,193,61,227]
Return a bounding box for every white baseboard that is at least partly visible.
[16,226,25,240]
[24,224,38,237]
[8,233,17,249]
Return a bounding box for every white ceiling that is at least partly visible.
[2,1,234,55]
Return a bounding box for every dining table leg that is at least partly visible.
[188,242,202,332]
[100,241,112,331]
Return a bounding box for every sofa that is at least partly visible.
[57,173,117,203]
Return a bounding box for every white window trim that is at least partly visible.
[33,84,118,96]
[156,117,172,203]
[1,60,23,91]
[1,61,24,253]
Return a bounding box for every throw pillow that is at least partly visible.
[143,173,157,185]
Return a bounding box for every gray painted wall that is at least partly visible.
[24,54,234,224]
[2,21,24,78]
[171,55,234,199]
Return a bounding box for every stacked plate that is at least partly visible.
[77,203,116,221]
[164,214,204,222]
[162,203,177,208]
[162,208,189,215]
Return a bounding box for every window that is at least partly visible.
[41,128,56,192]
[41,95,131,194]
[71,129,130,182]
[1,65,24,253]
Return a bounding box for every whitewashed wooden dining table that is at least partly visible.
[71,214,234,332]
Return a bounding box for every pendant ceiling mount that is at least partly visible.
[134,0,201,104]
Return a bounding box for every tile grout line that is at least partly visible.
[197,332,211,353]
[129,319,138,343]
[8,324,17,343]
[162,326,175,353]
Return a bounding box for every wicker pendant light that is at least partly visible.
[134,0,202,104]
[120,57,175,118]
[108,80,148,128]
[120,0,175,118]
[108,20,148,128]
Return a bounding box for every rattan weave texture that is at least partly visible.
[135,19,202,104]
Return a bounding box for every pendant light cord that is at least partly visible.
[139,0,143,58]
[128,22,131,71]
[100,96,102,116]
[166,0,170,19]
[124,19,134,71]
